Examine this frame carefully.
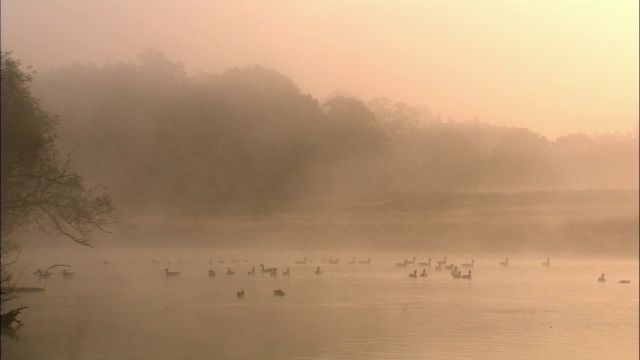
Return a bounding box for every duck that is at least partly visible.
[294,258,308,265]
[542,258,550,266]
[248,267,255,276]
[164,268,180,277]
[273,289,285,296]
[437,257,448,266]
[226,268,235,276]
[597,273,606,282]
[209,270,216,277]
[420,269,428,278]
[409,270,418,278]
[283,268,290,276]
[500,258,509,267]
[461,260,474,268]
[62,269,75,278]
[347,257,356,265]
[462,270,472,280]
[359,258,371,265]
[315,266,321,275]
[237,290,244,298]
[619,280,631,284]
[418,258,432,267]
[259,264,277,274]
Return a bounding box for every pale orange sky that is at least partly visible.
[2,1,638,140]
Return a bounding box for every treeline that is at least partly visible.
[31,50,639,215]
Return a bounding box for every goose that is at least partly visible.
[619,280,631,284]
[500,258,509,267]
[347,257,355,265]
[445,263,455,271]
[435,264,443,272]
[274,289,285,296]
[259,264,277,274]
[542,258,550,266]
[437,257,448,266]
[418,258,432,267]
[226,268,235,276]
[450,266,459,276]
[462,270,472,280]
[104,261,111,265]
[461,260,474,268]
[409,270,418,278]
[420,269,428,278]
[404,257,416,265]
[597,273,606,282]
[452,270,462,279]
[237,290,244,298]
[395,261,408,267]
[294,258,308,265]
[270,270,278,277]
[164,268,180,277]
[359,258,371,265]
[248,267,255,276]
[33,269,53,278]
[315,266,321,275]
[283,268,290,276]
[62,269,75,278]
[328,259,340,265]
[152,259,160,264]
[209,270,216,277]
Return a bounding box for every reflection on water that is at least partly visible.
[1,248,638,360]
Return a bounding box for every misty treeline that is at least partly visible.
[31,50,638,215]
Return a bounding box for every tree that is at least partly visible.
[1,52,115,321]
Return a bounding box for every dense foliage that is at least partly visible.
[29,50,639,216]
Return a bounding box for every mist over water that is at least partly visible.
[2,246,638,360]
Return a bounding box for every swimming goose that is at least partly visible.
[274,289,285,296]
[619,280,631,284]
[597,274,606,282]
[450,266,459,276]
[62,269,75,278]
[404,257,416,265]
[328,259,340,265]
[420,269,428,278]
[33,269,53,278]
[315,266,321,275]
[259,264,277,274]
[418,258,432,267]
[294,258,308,265]
[164,268,180,276]
[209,270,216,277]
[226,268,235,276]
[452,270,462,279]
[283,268,290,276]
[395,261,408,267]
[500,258,509,267]
[435,264,443,272]
[542,258,550,266]
[409,270,418,278]
[359,258,371,265]
[270,270,278,276]
[461,270,472,280]
[237,290,244,298]
[437,257,448,266]
[248,267,255,276]
[347,257,355,265]
[461,260,474,268]
[445,263,455,271]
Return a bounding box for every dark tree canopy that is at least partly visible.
[1,52,116,247]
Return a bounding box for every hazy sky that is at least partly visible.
[2,1,638,139]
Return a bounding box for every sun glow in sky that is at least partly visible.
[2,0,638,139]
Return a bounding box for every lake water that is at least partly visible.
[2,247,638,359]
